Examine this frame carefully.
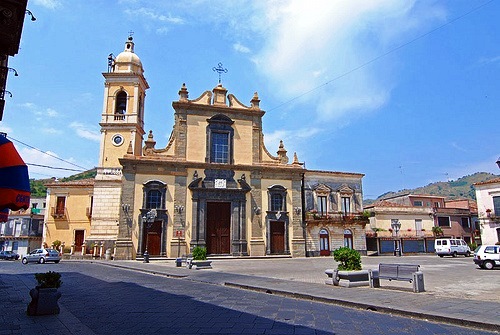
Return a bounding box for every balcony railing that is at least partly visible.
[50,207,67,220]
[305,212,368,223]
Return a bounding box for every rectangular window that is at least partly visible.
[56,196,65,215]
[461,217,470,229]
[271,194,283,212]
[318,196,327,216]
[413,200,423,207]
[434,202,440,208]
[415,219,422,232]
[341,197,350,215]
[437,216,451,227]
[211,132,229,163]
[146,190,162,209]
[493,196,500,216]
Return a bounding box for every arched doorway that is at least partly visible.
[319,228,330,256]
[344,229,353,249]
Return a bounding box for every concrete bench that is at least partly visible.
[378,263,419,282]
[375,263,425,293]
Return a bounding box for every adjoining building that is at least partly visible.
[474,178,500,245]
[365,194,477,255]
[43,36,366,259]
[0,197,45,256]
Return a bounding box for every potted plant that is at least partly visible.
[27,271,62,316]
[432,226,444,237]
[325,247,370,287]
[186,246,212,269]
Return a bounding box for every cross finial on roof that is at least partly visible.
[212,62,228,83]
[128,30,134,38]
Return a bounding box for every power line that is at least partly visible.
[26,163,86,172]
[7,135,91,171]
[268,0,494,112]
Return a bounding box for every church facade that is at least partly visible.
[43,37,366,259]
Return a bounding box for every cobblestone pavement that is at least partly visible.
[0,256,498,335]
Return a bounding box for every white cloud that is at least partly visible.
[69,122,100,142]
[156,27,170,35]
[477,56,500,66]
[126,7,184,24]
[233,43,251,54]
[46,108,59,118]
[31,0,61,10]
[244,0,445,122]
[42,127,62,135]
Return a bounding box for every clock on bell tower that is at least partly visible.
[98,35,149,169]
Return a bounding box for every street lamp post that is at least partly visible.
[391,219,402,257]
[141,209,157,263]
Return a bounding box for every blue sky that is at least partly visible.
[1,0,499,199]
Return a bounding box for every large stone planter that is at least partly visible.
[27,287,61,316]
[186,258,212,270]
[325,269,370,288]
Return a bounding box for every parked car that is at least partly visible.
[0,250,20,260]
[473,245,500,270]
[434,238,471,257]
[21,248,61,264]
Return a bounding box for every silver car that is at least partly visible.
[22,248,61,264]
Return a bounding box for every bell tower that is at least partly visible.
[99,35,149,167]
[88,36,149,252]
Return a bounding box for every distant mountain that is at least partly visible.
[364,172,499,205]
[29,169,97,198]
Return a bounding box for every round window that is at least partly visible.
[112,134,124,146]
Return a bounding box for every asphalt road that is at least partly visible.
[1,259,497,335]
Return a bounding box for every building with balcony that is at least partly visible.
[303,171,366,256]
[43,179,94,255]
[364,200,435,255]
[364,194,478,255]
[474,177,500,245]
[0,197,45,257]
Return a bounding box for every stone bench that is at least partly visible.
[375,263,424,292]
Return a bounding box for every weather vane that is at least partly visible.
[212,62,228,83]
[128,30,134,38]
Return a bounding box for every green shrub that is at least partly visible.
[34,271,62,288]
[333,247,362,271]
[468,242,477,251]
[432,226,443,237]
[52,240,62,250]
[192,246,207,260]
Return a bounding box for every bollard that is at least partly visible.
[413,271,425,293]
[369,269,380,288]
[105,248,112,260]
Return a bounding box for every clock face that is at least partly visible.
[112,134,124,146]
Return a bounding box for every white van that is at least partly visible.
[435,238,471,257]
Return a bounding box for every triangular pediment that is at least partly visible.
[338,184,354,195]
[313,184,331,194]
